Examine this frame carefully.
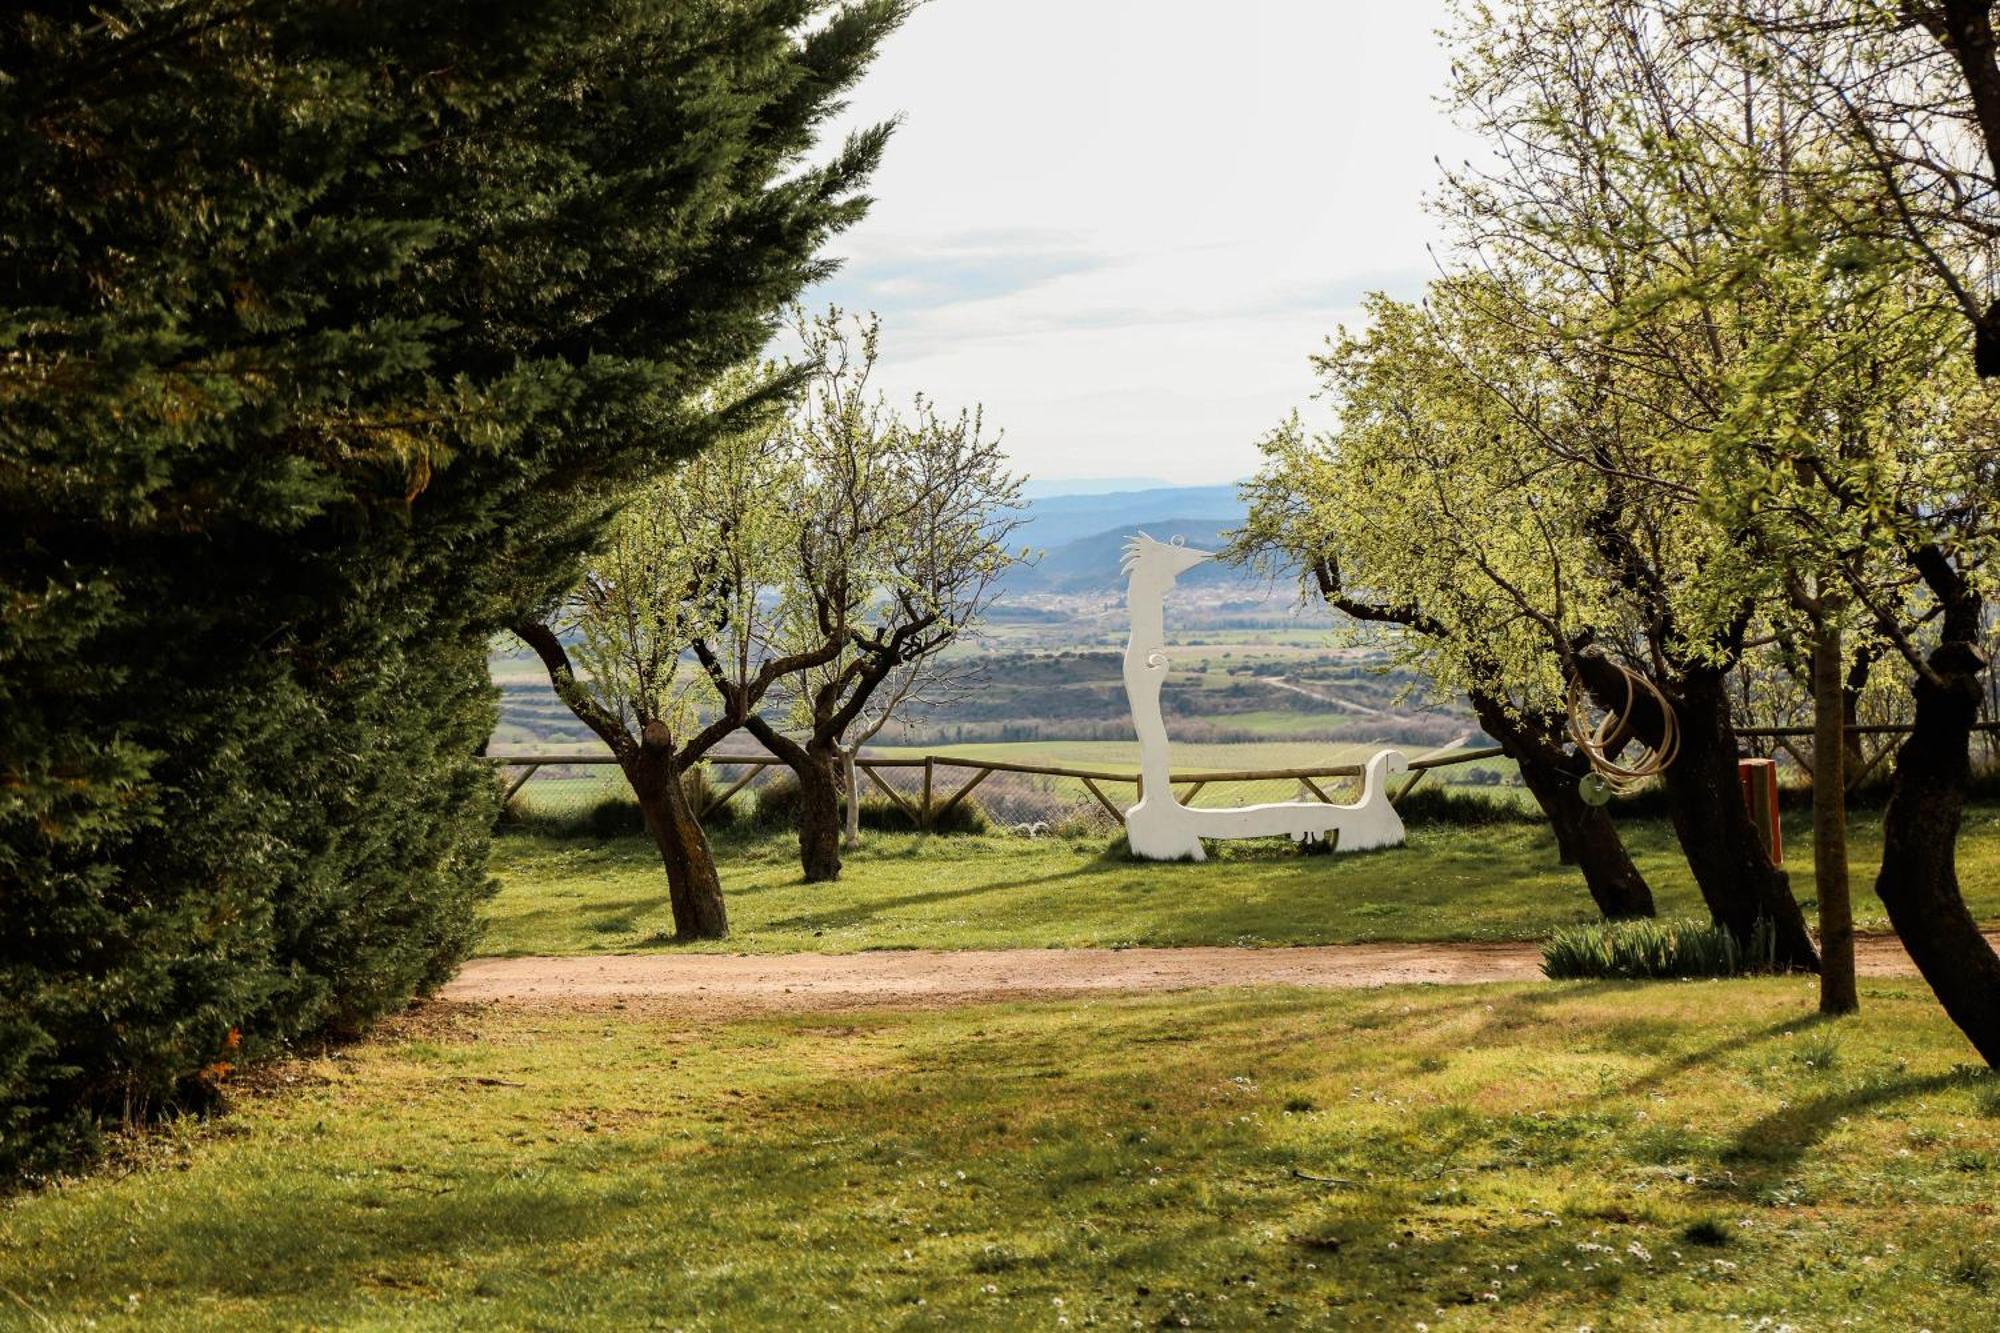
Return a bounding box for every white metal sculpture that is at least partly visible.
[1119,533,1408,861]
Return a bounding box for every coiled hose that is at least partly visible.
[1565,662,1679,793]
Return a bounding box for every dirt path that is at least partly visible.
[443,934,1963,1012]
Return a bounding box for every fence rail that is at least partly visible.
[485,743,1510,832]
[489,717,2000,834]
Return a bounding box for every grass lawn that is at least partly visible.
[479,804,2000,957]
[4,981,1997,1328]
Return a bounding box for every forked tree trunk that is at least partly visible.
[1874,640,2000,1066]
[1470,692,1655,919]
[626,724,728,940]
[796,743,844,883]
[1577,654,1817,970]
[1813,618,1856,1015]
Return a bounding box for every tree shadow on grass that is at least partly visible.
[757,866,1096,934]
[1614,1011,1836,1101]
[486,895,661,944]
[1713,1067,1989,1200]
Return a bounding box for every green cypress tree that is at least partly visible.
[0,0,903,1175]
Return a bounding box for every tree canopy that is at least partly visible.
[1,0,905,1174]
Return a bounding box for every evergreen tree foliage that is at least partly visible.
[0,0,902,1175]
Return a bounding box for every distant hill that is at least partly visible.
[1018,476,1171,499]
[994,482,1264,595]
[1014,482,1246,551]
[1004,518,1257,593]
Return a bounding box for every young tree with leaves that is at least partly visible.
[514,406,845,938]
[1444,0,2000,1041]
[742,311,1025,882]
[1240,291,1668,921]
[1653,0,2000,1059]
[1431,3,1860,969]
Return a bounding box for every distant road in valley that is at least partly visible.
[1261,674,1386,718]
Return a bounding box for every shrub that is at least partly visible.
[753,774,987,835]
[753,775,807,830]
[1397,784,1542,826]
[1047,810,1111,840]
[681,767,738,831]
[501,794,645,840]
[0,0,897,1178]
[861,795,990,836]
[501,768,734,840]
[1541,917,1779,980]
[1682,1218,1734,1248]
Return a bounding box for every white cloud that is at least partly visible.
[810,0,1474,486]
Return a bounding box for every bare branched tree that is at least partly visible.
[743,310,1026,880]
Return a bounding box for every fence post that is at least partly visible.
[921,756,934,830]
[499,763,541,803]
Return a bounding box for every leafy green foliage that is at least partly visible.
[1542,917,1779,980]
[1,0,901,1175]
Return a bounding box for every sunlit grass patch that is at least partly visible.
[4,982,1997,1328]
[480,802,2000,956]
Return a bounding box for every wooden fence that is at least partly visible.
[489,718,2000,830]
[486,744,1509,828]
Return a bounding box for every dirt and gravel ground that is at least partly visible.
[442,933,1971,1013]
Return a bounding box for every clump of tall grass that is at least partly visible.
[1541,917,1778,980]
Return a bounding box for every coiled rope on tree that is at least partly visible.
[1565,661,1679,794]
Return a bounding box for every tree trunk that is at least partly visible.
[842,748,862,850]
[1813,617,1856,1015]
[626,723,728,940]
[1519,761,1657,920]
[1470,691,1655,919]
[1874,639,2000,1066]
[1576,653,1817,970]
[797,743,844,883]
[1663,670,1817,970]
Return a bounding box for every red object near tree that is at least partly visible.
[1738,758,1782,866]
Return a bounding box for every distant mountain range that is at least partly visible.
[1001,482,1259,594]
[1017,475,1173,499]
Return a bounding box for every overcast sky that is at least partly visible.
[809,0,1473,489]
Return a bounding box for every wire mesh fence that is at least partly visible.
[489,746,1511,840]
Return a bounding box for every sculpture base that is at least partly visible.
[1121,750,1410,862]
